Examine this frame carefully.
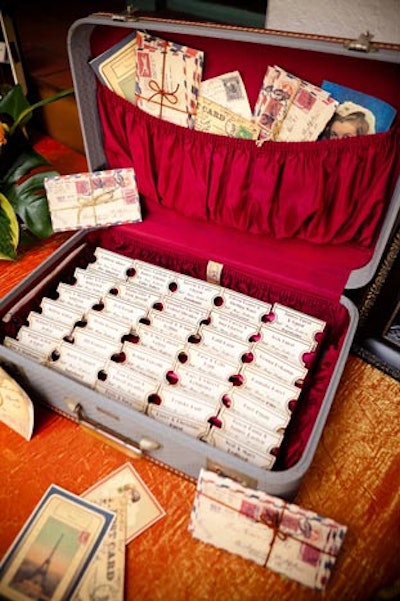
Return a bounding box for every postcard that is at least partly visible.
[189,469,347,590]
[72,496,127,601]
[200,70,252,118]
[82,463,165,543]
[44,168,142,232]
[0,365,34,441]
[89,33,137,104]
[321,80,396,134]
[0,485,115,601]
[195,96,260,139]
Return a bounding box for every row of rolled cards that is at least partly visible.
[4,247,326,469]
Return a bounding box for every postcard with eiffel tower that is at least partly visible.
[0,484,115,601]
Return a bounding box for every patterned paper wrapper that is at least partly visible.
[189,469,347,590]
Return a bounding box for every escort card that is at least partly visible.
[240,366,301,413]
[158,296,210,326]
[258,328,316,367]
[197,327,251,361]
[100,294,148,326]
[56,283,101,313]
[172,273,221,307]
[68,329,120,361]
[3,337,48,363]
[49,343,106,387]
[26,312,73,339]
[148,312,198,341]
[73,267,116,296]
[263,303,326,343]
[183,345,240,380]
[174,364,232,401]
[219,390,291,431]
[122,341,174,380]
[109,281,161,308]
[206,310,259,341]
[136,324,184,358]
[84,311,130,343]
[251,345,308,387]
[148,386,219,427]
[95,363,157,413]
[205,426,279,469]
[40,298,83,327]
[130,260,178,293]
[217,289,272,324]
[88,246,135,279]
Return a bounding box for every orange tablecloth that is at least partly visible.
[1,136,399,601]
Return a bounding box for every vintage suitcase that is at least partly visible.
[0,12,399,500]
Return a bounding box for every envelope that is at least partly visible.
[135,31,203,128]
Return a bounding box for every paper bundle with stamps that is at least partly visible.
[253,65,338,141]
[4,247,327,472]
[44,168,142,232]
[189,469,347,590]
[135,30,204,128]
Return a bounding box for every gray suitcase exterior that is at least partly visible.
[0,14,399,499]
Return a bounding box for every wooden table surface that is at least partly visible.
[0,136,399,601]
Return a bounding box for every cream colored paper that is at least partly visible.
[200,70,252,118]
[90,33,137,104]
[0,366,34,440]
[195,96,260,139]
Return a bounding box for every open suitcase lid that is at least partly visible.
[67,14,400,301]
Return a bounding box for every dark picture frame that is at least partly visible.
[350,224,400,381]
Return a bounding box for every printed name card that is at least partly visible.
[189,469,347,590]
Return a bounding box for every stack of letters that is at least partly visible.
[90,29,397,142]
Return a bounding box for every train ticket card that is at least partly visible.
[219,390,291,431]
[100,294,148,326]
[3,337,48,363]
[263,303,326,343]
[27,312,73,339]
[158,296,210,326]
[130,260,178,293]
[171,273,221,307]
[40,298,83,327]
[198,327,251,361]
[205,427,279,469]
[122,341,174,380]
[56,283,100,313]
[68,330,120,361]
[251,345,308,387]
[109,281,162,309]
[148,312,197,341]
[0,485,114,601]
[206,310,259,341]
[183,345,239,380]
[88,246,135,279]
[15,326,60,356]
[258,328,316,367]
[73,267,117,296]
[95,363,157,413]
[136,324,185,358]
[148,401,213,439]
[84,311,130,343]
[148,386,219,427]
[216,289,272,324]
[49,343,106,387]
[241,365,301,413]
[174,364,232,401]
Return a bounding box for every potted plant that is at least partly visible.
[0,83,74,261]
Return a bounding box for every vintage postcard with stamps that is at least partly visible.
[0,485,115,601]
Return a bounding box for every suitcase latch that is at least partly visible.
[344,31,378,53]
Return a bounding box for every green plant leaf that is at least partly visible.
[0,192,19,260]
[0,84,30,124]
[1,148,51,185]
[5,169,57,239]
